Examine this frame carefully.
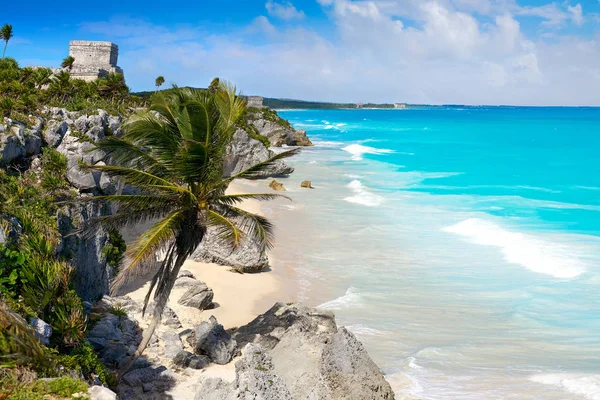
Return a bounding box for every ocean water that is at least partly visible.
[257,107,600,399]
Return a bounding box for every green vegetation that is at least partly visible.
[155,75,165,91]
[84,80,298,374]
[60,56,75,70]
[0,370,88,400]
[102,230,126,273]
[0,57,144,118]
[1,24,13,58]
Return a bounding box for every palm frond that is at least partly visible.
[205,210,244,248]
[216,193,290,206]
[223,148,301,181]
[223,206,275,250]
[111,210,184,292]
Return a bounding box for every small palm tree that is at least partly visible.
[155,76,165,91]
[84,81,298,374]
[0,24,13,58]
[61,56,75,70]
[98,72,128,101]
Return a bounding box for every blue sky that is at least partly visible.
[4,0,600,105]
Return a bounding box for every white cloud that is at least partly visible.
[79,1,600,106]
[567,3,584,26]
[265,1,306,21]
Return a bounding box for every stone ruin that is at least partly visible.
[247,96,265,108]
[68,41,124,82]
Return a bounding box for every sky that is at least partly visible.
[3,0,600,105]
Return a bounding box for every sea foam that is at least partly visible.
[443,218,586,279]
[344,180,384,207]
[342,144,394,160]
[530,373,600,400]
[317,287,363,310]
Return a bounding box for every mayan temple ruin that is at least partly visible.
[68,41,123,81]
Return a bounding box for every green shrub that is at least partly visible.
[107,305,127,317]
[56,342,117,388]
[1,375,88,400]
[102,230,126,273]
[39,148,68,191]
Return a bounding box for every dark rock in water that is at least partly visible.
[172,350,211,369]
[192,316,239,365]
[269,179,286,191]
[177,281,214,310]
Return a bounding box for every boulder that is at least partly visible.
[43,120,68,147]
[232,303,395,400]
[192,316,238,364]
[177,281,214,310]
[88,386,117,400]
[173,277,199,288]
[172,350,210,369]
[29,318,52,345]
[191,214,269,273]
[177,270,195,279]
[222,128,293,178]
[0,126,25,165]
[121,365,178,392]
[162,330,183,360]
[300,180,314,189]
[146,303,182,329]
[195,343,292,400]
[24,132,42,156]
[250,118,313,147]
[269,180,286,191]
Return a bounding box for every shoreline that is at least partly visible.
[119,180,299,332]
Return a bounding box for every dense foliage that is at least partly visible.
[0,57,144,118]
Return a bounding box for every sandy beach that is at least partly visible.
[118,180,298,331]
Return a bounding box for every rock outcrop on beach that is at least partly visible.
[197,303,395,400]
[223,128,294,178]
[249,116,313,147]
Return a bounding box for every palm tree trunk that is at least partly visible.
[2,42,7,58]
[118,247,188,376]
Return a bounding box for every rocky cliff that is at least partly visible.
[247,108,313,147]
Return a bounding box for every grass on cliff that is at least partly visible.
[0,148,116,388]
[0,57,145,120]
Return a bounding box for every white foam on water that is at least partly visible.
[312,140,345,148]
[317,287,363,310]
[443,218,586,278]
[346,324,393,337]
[344,180,384,207]
[530,373,600,400]
[342,144,394,160]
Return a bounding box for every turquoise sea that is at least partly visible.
[261,107,600,399]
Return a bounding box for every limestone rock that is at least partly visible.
[173,277,199,288]
[0,126,25,165]
[194,343,292,400]
[177,281,214,310]
[191,214,269,273]
[300,180,314,189]
[43,120,68,147]
[162,330,183,360]
[172,350,210,369]
[223,128,293,179]
[270,180,286,191]
[121,365,178,392]
[250,118,313,147]
[146,303,182,329]
[88,386,117,400]
[232,303,395,400]
[29,318,52,345]
[192,316,239,365]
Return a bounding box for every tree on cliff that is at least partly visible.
[61,56,75,70]
[84,82,298,374]
[0,24,13,58]
[155,75,165,91]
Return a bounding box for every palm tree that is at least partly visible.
[84,81,298,374]
[0,24,13,58]
[98,72,128,101]
[155,75,165,91]
[61,56,75,70]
